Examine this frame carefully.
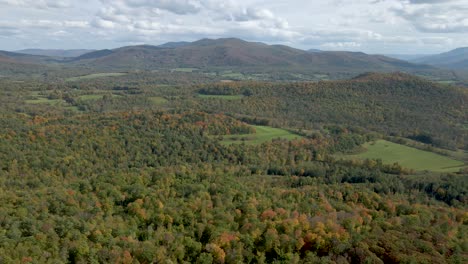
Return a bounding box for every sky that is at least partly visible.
[1,0,467,54]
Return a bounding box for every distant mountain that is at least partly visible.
[383,54,430,61]
[70,38,433,72]
[72,49,114,61]
[0,50,59,64]
[308,49,322,53]
[412,48,468,69]
[158,41,191,48]
[15,49,95,58]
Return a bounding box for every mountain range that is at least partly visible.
[0,38,457,76]
[66,38,435,72]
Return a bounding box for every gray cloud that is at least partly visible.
[99,0,202,15]
[392,1,468,33]
[0,0,71,9]
[0,27,21,36]
[407,0,453,4]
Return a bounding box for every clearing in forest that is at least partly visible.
[342,140,465,172]
[221,125,303,145]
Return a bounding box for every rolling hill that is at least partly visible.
[413,47,468,69]
[69,38,434,72]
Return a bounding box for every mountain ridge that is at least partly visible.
[412,47,468,69]
[67,38,435,72]
[0,38,446,77]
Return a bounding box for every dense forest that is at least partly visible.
[0,70,467,263]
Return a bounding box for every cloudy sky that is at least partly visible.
[1,0,467,54]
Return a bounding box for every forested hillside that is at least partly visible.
[193,73,467,150]
[0,69,466,263]
[0,111,466,263]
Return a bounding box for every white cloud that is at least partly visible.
[321,42,362,49]
[12,20,90,29]
[88,0,296,45]
[63,21,89,28]
[99,0,202,15]
[91,19,116,29]
[0,0,71,9]
[0,0,467,53]
[48,30,70,36]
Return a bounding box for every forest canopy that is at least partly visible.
[0,71,467,263]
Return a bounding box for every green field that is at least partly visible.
[172,68,198,72]
[198,94,244,100]
[437,80,456,85]
[341,140,465,172]
[66,72,127,82]
[78,94,104,101]
[221,72,245,79]
[221,125,303,145]
[25,98,64,105]
[149,96,168,105]
[64,106,80,112]
[78,94,122,101]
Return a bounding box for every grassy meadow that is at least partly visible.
[198,94,244,100]
[66,72,127,82]
[149,96,168,105]
[77,94,122,101]
[341,140,465,172]
[221,125,303,145]
[25,98,64,105]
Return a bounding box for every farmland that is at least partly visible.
[221,125,303,145]
[341,140,466,172]
[198,94,244,100]
[66,72,127,82]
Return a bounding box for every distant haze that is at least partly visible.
[15,49,95,57]
[412,48,468,69]
[382,54,430,61]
